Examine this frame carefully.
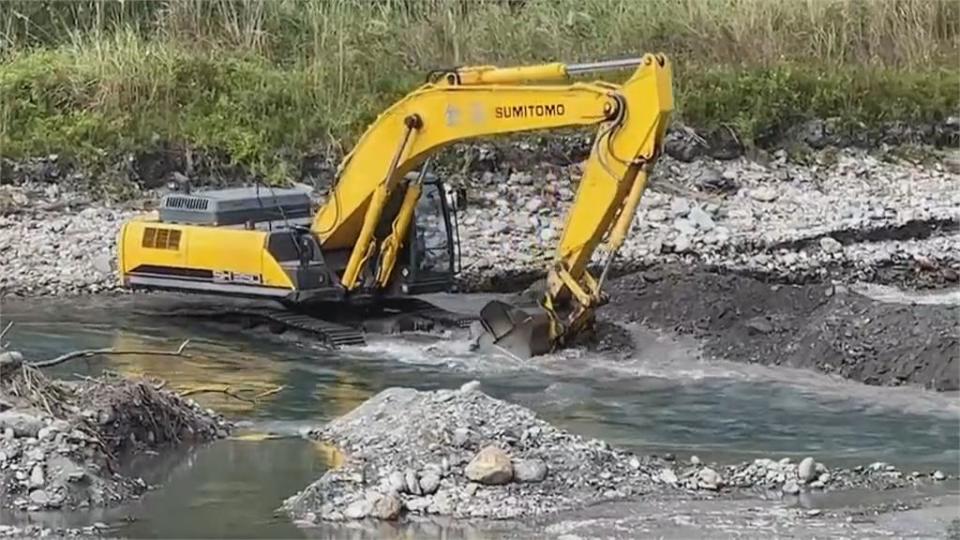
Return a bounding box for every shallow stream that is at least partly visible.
[1,296,957,538]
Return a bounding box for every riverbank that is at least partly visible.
[0,350,228,515]
[2,146,957,297]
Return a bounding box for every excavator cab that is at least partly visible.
[402,178,461,294]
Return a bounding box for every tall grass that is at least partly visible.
[1,0,958,180]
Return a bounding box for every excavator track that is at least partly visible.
[255,308,367,347]
[133,296,484,349]
[135,304,366,348]
[385,298,479,328]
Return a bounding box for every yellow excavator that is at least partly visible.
[116,54,673,359]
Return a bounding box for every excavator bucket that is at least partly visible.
[474,300,554,360]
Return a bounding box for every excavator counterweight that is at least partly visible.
[117,54,673,358]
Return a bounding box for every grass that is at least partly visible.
[1,0,958,182]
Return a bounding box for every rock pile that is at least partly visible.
[653,454,948,497]
[282,383,666,523]
[0,352,229,510]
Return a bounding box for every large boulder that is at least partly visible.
[465,445,513,485]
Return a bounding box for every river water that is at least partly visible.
[1,296,957,538]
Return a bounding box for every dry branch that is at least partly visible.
[30,339,192,369]
[179,384,286,404]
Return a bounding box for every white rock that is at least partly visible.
[819,236,842,253]
[670,198,691,217]
[419,471,441,495]
[688,206,716,231]
[29,465,44,489]
[697,467,723,490]
[674,235,692,253]
[673,218,697,236]
[513,459,547,483]
[459,380,481,393]
[798,457,816,483]
[343,498,373,519]
[647,209,667,222]
[658,468,678,484]
[749,187,779,202]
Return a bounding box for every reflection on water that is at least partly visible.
[1,295,958,538]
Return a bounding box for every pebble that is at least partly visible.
[388,471,405,493]
[670,198,691,217]
[373,492,401,520]
[688,206,716,230]
[697,467,723,490]
[28,490,49,506]
[404,469,421,495]
[798,457,816,483]
[749,187,779,202]
[658,468,678,484]
[452,428,471,448]
[690,455,701,465]
[819,236,843,254]
[673,235,692,253]
[513,459,548,483]
[782,480,801,495]
[29,465,45,488]
[419,471,441,495]
[933,470,946,481]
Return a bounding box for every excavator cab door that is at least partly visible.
[402,178,460,294]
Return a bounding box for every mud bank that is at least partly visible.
[283,385,955,536]
[0,351,228,515]
[603,264,959,391]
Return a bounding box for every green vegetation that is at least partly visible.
[1,0,958,181]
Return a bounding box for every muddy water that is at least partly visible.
[1,295,958,538]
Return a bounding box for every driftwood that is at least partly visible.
[30,339,192,369]
[0,321,12,349]
[179,385,286,404]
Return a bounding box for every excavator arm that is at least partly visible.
[312,54,673,358]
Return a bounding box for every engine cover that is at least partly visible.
[158,187,312,226]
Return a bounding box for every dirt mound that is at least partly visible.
[0,357,228,510]
[604,264,959,390]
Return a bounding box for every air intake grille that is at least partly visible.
[163,196,209,210]
[142,227,182,250]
